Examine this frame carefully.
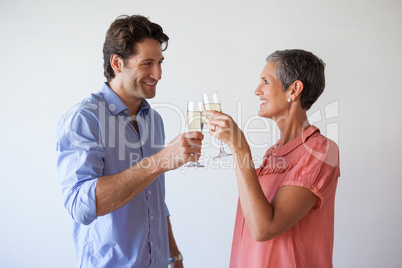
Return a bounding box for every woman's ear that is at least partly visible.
[289,80,304,101]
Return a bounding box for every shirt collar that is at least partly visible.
[138,98,151,116]
[100,83,150,116]
[271,125,320,156]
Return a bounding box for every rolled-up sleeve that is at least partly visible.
[56,107,105,225]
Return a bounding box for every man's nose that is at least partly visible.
[150,64,162,80]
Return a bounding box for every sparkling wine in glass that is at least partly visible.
[202,91,232,159]
[186,101,204,167]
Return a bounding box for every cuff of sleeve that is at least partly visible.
[280,181,323,209]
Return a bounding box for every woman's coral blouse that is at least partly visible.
[230,126,340,268]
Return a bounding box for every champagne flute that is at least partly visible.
[202,91,232,159]
[186,101,205,167]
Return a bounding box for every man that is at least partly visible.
[55,15,202,268]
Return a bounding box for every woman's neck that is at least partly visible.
[275,112,310,147]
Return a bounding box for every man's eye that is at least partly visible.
[264,80,269,85]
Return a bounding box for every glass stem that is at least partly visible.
[219,141,225,153]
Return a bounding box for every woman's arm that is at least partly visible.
[232,143,318,241]
[204,111,318,241]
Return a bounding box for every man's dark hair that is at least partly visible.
[103,15,169,82]
[266,49,326,110]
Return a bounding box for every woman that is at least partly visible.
[204,49,340,267]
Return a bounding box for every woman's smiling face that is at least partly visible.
[254,61,290,119]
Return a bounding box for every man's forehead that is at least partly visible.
[136,38,162,51]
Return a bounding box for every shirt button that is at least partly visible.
[150,242,154,246]
[150,216,154,220]
[312,187,318,193]
[108,104,116,111]
[148,190,152,195]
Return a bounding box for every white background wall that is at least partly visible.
[1,0,401,267]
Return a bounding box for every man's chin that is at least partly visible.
[146,90,156,99]
[141,88,156,99]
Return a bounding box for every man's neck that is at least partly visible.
[107,81,142,116]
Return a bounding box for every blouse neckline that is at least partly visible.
[269,125,320,157]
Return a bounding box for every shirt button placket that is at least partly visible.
[147,185,156,263]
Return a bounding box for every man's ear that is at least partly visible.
[110,54,123,75]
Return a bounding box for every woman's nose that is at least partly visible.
[254,85,262,96]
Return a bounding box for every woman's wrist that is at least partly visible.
[229,132,248,153]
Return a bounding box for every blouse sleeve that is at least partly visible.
[280,136,340,209]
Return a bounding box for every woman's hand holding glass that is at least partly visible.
[202,91,233,158]
[203,110,246,153]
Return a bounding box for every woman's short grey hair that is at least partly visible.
[266,49,326,110]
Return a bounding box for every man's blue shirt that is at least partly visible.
[56,83,170,267]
